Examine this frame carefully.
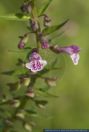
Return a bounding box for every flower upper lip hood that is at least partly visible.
[60,45,80,54]
[29,52,42,61]
[25,52,47,73]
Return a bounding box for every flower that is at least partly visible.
[25,52,47,72]
[50,45,80,65]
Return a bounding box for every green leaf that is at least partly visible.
[7,82,21,91]
[38,87,49,92]
[1,70,15,76]
[38,88,59,98]
[49,31,65,43]
[0,14,30,21]
[38,0,53,16]
[35,100,48,106]
[26,109,37,114]
[51,58,58,68]
[43,19,69,35]
[16,58,24,66]
[37,68,49,76]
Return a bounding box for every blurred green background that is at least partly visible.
[0,0,89,131]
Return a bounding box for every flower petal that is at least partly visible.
[39,60,47,66]
[25,60,47,73]
[25,62,32,69]
[29,52,42,61]
[70,53,80,65]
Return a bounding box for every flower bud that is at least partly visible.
[26,88,35,98]
[20,1,32,13]
[43,14,51,27]
[35,100,48,109]
[18,41,25,49]
[38,104,46,109]
[10,99,20,108]
[5,119,13,126]
[41,39,49,49]
[24,123,32,132]
[38,32,49,49]
[18,33,29,49]
[29,19,39,32]
[45,77,57,87]
[16,110,25,119]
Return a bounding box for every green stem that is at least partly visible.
[35,32,40,50]
[3,1,41,131]
[31,2,41,51]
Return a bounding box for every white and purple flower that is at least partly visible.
[25,52,47,73]
[50,45,80,65]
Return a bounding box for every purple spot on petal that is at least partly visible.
[37,61,42,69]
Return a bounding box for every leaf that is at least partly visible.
[49,31,65,43]
[1,68,27,77]
[25,109,38,117]
[43,19,69,35]
[26,109,37,115]
[38,87,59,98]
[35,100,48,106]
[16,58,25,66]
[0,121,4,129]
[24,47,32,50]
[7,82,21,91]
[37,68,49,77]
[0,14,30,21]
[1,70,15,76]
[51,58,58,68]
[38,0,53,16]
[38,87,49,92]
